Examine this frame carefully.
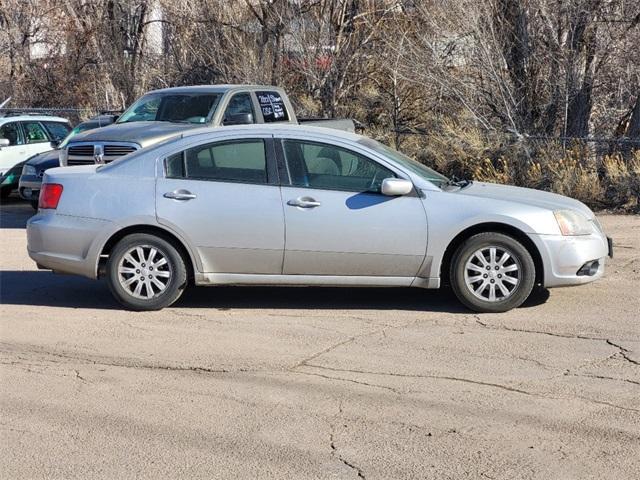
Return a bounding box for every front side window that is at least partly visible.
[282,140,395,193]
[166,140,267,184]
[118,93,221,124]
[223,93,255,125]
[0,122,23,145]
[42,121,71,142]
[22,122,49,143]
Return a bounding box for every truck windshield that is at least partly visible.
[357,138,450,188]
[117,93,221,125]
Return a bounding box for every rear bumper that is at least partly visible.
[27,212,110,278]
[531,232,610,288]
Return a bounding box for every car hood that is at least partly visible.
[26,148,60,167]
[457,182,593,217]
[66,121,202,148]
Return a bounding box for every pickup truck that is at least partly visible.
[60,85,355,166]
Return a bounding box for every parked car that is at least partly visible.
[60,85,354,167]
[19,114,118,209]
[27,125,612,313]
[0,114,71,198]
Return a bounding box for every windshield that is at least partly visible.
[58,123,99,149]
[117,93,221,125]
[357,138,449,187]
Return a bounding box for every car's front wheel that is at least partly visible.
[450,232,535,313]
[106,233,187,311]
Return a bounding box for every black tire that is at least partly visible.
[106,233,187,311]
[0,187,11,199]
[450,232,536,313]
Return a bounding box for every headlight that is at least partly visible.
[59,149,68,166]
[22,165,37,176]
[554,210,594,236]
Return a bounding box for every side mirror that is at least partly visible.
[381,178,413,196]
[50,140,60,148]
[0,138,9,148]
[223,113,254,126]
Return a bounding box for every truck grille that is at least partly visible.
[68,145,94,156]
[66,142,139,165]
[104,145,136,156]
[68,158,97,166]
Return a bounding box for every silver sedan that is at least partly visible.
[27,125,612,312]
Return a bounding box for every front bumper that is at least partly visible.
[531,232,610,288]
[19,175,42,201]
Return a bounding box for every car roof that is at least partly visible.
[144,84,285,95]
[0,115,70,124]
[180,123,364,143]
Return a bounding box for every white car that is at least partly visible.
[0,115,71,194]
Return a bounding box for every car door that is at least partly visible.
[278,137,428,277]
[21,121,55,158]
[156,135,285,274]
[0,121,27,174]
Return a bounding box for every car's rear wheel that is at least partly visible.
[450,232,535,313]
[106,233,187,311]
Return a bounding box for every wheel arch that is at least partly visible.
[439,222,544,286]
[97,224,197,284]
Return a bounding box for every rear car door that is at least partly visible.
[278,137,428,277]
[0,121,27,174]
[21,121,56,158]
[156,135,285,274]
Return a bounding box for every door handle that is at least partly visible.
[287,197,321,208]
[164,189,197,201]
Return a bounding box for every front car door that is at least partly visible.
[277,136,428,278]
[156,135,285,274]
[0,121,27,174]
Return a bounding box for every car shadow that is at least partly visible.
[0,269,550,312]
[0,196,34,229]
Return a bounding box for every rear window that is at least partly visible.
[166,140,267,184]
[43,121,71,142]
[256,91,289,122]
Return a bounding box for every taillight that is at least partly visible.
[39,183,64,209]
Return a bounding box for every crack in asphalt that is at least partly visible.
[474,318,640,367]
[302,363,536,396]
[0,343,250,376]
[328,400,366,479]
[566,372,640,387]
[293,370,402,394]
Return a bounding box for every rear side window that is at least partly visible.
[256,91,289,122]
[43,122,71,142]
[0,122,23,145]
[22,122,49,143]
[166,140,267,184]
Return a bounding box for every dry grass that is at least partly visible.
[369,123,639,213]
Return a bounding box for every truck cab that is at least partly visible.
[61,85,351,166]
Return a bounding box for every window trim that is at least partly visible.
[277,138,400,195]
[0,121,25,146]
[163,137,279,186]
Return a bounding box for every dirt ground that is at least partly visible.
[1,198,639,479]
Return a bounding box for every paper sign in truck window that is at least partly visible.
[256,91,289,122]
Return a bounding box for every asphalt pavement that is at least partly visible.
[1,197,639,479]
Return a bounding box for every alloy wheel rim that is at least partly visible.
[117,245,172,300]
[464,246,520,302]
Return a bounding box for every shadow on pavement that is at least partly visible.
[0,269,550,312]
[0,196,34,229]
